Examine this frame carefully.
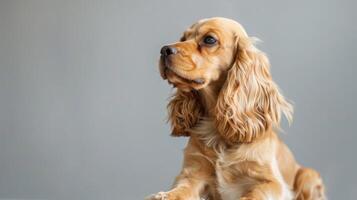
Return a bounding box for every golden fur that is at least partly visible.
[147,17,325,200]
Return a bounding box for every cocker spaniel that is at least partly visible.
[147,17,326,200]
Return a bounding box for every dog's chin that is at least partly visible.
[164,68,207,91]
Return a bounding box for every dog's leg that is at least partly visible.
[294,168,326,200]
[146,137,217,200]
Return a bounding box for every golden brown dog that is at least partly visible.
[147,17,326,200]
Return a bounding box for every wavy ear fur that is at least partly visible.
[168,90,203,136]
[215,37,293,144]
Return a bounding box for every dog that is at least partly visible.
[146,17,326,200]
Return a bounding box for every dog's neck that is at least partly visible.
[198,87,218,116]
[197,73,227,117]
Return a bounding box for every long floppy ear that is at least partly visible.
[215,37,293,144]
[167,90,203,136]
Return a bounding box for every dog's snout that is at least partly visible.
[160,45,177,56]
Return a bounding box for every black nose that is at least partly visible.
[160,45,177,56]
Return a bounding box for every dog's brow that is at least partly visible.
[180,35,186,42]
[196,29,220,41]
[182,29,195,40]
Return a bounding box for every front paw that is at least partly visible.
[145,191,170,200]
[240,197,257,200]
[145,191,191,200]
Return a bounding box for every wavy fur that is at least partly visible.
[167,90,202,136]
[215,37,293,144]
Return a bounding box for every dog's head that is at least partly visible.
[160,17,293,143]
[160,17,244,91]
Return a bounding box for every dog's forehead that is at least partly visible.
[183,18,246,39]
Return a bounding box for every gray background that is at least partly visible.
[0,0,356,199]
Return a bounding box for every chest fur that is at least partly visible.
[190,120,293,199]
[192,136,292,199]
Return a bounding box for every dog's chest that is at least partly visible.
[216,169,244,200]
[213,150,251,200]
[212,150,293,200]
[192,122,248,199]
[192,121,292,199]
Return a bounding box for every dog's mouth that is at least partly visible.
[164,66,205,85]
[160,57,205,86]
[159,56,206,90]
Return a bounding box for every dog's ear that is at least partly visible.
[215,37,293,144]
[168,90,203,136]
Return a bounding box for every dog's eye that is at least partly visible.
[203,36,217,45]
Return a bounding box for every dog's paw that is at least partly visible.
[240,197,257,200]
[145,191,169,200]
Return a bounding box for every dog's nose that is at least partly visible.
[160,45,177,56]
